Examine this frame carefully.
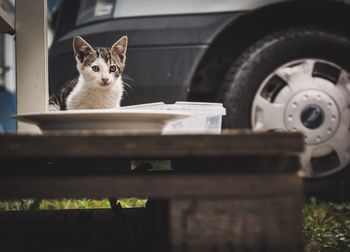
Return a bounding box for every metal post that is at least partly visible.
[16,0,48,133]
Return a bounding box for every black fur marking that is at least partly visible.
[75,44,94,64]
[49,79,79,110]
[95,48,111,63]
[82,52,96,67]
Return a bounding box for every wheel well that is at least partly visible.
[188,0,350,102]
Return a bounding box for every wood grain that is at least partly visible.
[0,173,302,199]
[171,197,303,252]
[0,131,304,251]
[0,155,300,175]
[0,131,304,158]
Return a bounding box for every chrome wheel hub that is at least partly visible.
[252,59,350,178]
[285,90,340,145]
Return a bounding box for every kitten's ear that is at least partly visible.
[73,36,93,62]
[111,36,128,63]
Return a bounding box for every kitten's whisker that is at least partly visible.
[122,82,133,90]
[122,88,130,99]
[122,74,134,82]
[122,80,134,95]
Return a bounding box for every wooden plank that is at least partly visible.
[171,155,300,173]
[0,197,303,252]
[0,6,14,34]
[0,131,304,158]
[0,208,149,252]
[0,173,302,199]
[16,0,48,133]
[170,197,303,252]
[0,155,299,175]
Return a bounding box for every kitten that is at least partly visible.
[49,35,128,111]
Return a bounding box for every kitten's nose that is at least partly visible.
[102,77,109,83]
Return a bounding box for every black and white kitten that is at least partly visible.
[49,35,128,111]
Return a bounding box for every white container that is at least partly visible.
[122,102,226,134]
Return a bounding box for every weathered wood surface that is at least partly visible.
[0,130,304,158]
[0,173,301,199]
[0,155,299,175]
[0,130,303,199]
[0,196,303,252]
[0,131,304,252]
[0,208,150,252]
[171,197,303,252]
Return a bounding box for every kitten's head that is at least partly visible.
[73,35,128,89]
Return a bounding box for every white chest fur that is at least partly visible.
[67,77,124,110]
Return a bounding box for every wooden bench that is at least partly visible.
[0,130,304,252]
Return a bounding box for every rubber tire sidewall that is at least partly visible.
[220,27,350,129]
[219,27,350,200]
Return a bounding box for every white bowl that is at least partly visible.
[12,109,191,133]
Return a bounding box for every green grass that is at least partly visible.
[0,198,146,211]
[0,197,349,251]
[304,198,350,252]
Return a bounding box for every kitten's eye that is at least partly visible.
[92,65,99,72]
[110,65,116,72]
